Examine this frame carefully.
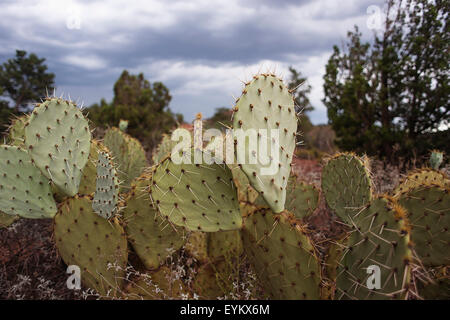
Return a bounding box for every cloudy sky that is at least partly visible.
[0,0,385,124]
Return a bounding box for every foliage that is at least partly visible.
[88,70,181,151]
[0,50,55,112]
[323,0,449,163]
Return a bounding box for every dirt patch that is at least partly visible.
[0,219,77,300]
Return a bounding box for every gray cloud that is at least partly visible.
[0,0,384,124]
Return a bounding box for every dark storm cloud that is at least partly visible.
[0,0,384,123]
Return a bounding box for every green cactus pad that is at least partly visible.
[321,235,351,300]
[0,211,19,228]
[322,153,373,225]
[8,115,27,147]
[232,74,297,213]
[119,119,128,132]
[150,149,241,232]
[192,261,231,299]
[78,140,108,195]
[416,266,450,300]
[54,196,128,296]
[208,230,243,261]
[0,145,57,219]
[230,164,250,202]
[124,175,186,270]
[104,127,147,191]
[92,151,119,219]
[242,208,321,299]
[184,232,209,263]
[285,175,320,219]
[430,150,444,170]
[152,133,177,165]
[397,184,449,266]
[24,98,91,196]
[324,236,349,284]
[124,266,190,300]
[392,168,449,198]
[335,197,413,300]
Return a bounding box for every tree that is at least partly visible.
[88,70,180,150]
[0,50,55,112]
[323,0,449,163]
[205,107,233,130]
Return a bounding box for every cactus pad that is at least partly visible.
[8,115,27,147]
[124,175,186,269]
[25,98,91,196]
[150,149,241,232]
[104,127,147,190]
[119,119,128,132]
[54,196,128,296]
[397,184,449,266]
[335,197,413,300]
[322,153,373,225]
[286,175,320,219]
[430,150,444,170]
[230,164,250,202]
[124,266,190,300]
[392,168,449,197]
[0,145,57,219]
[184,232,209,263]
[208,230,243,261]
[92,151,119,219]
[78,140,108,195]
[192,261,231,299]
[242,208,321,299]
[232,74,297,213]
[416,266,450,300]
[152,133,177,165]
[0,211,19,228]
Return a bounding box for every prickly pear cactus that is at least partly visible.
[184,232,209,263]
[232,74,297,213]
[392,168,449,197]
[78,140,108,195]
[322,235,349,300]
[150,148,241,232]
[8,115,27,147]
[124,266,190,300]
[230,164,250,202]
[0,145,57,219]
[397,184,449,266]
[285,175,319,219]
[192,260,231,299]
[152,133,177,165]
[54,196,128,296]
[92,151,119,219]
[24,98,91,196]
[242,208,321,299]
[416,266,450,300]
[322,153,373,225]
[0,211,18,228]
[104,127,147,190]
[207,230,243,261]
[430,150,444,170]
[119,119,128,132]
[124,174,186,270]
[335,197,413,300]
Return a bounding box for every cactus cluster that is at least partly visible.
[0,74,448,300]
